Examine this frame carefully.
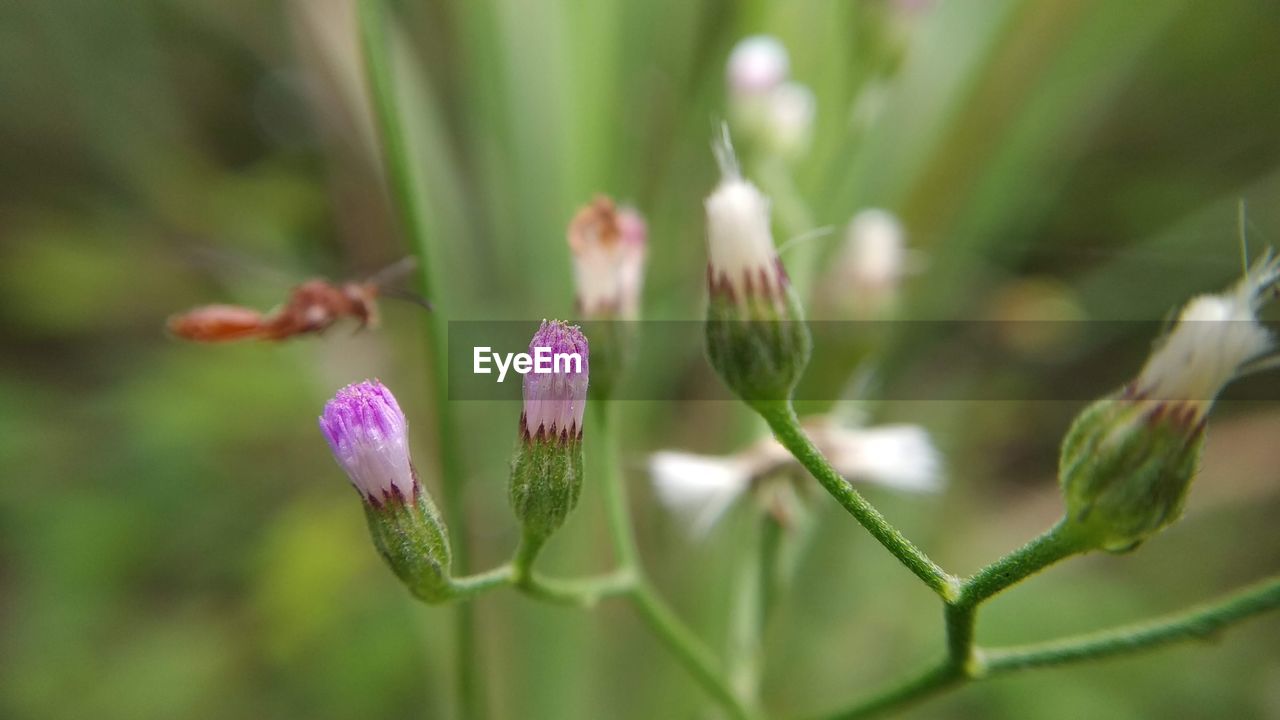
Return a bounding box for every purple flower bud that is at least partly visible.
[520,321,590,441]
[319,379,416,505]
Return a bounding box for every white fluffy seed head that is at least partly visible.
[1135,254,1280,411]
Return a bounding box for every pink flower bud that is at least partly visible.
[319,379,415,505]
[520,320,590,441]
[568,197,648,320]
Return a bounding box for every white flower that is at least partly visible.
[650,451,756,536]
[1134,253,1280,417]
[650,416,944,534]
[832,208,910,317]
[724,36,815,161]
[805,419,944,493]
[847,210,907,289]
[727,35,789,96]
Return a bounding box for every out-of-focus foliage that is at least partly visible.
[1,0,1278,718]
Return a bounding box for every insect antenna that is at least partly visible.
[379,287,434,312]
[366,256,420,288]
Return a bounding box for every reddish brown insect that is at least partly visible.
[167,258,427,343]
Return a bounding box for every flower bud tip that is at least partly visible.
[319,379,415,505]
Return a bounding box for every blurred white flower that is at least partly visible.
[804,418,944,493]
[725,36,815,160]
[828,208,919,318]
[764,82,815,159]
[650,451,757,536]
[727,35,789,96]
[650,415,944,535]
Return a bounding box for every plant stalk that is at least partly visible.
[759,401,955,598]
[357,2,480,717]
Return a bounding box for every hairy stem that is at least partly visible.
[958,521,1087,608]
[448,565,514,600]
[947,522,1088,663]
[818,578,1280,719]
[356,2,480,717]
[510,532,544,587]
[981,576,1280,673]
[759,401,955,597]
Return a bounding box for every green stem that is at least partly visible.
[817,578,1280,719]
[519,568,637,608]
[595,403,753,717]
[811,661,963,720]
[727,515,768,703]
[357,3,479,717]
[957,521,1087,608]
[510,532,544,588]
[446,558,636,609]
[981,576,1280,674]
[630,582,760,720]
[448,565,514,600]
[758,401,955,598]
[946,521,1088,664]
[759,514,786,625]
[596,404,639,567]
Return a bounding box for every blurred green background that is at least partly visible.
[2,0,1279,718]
